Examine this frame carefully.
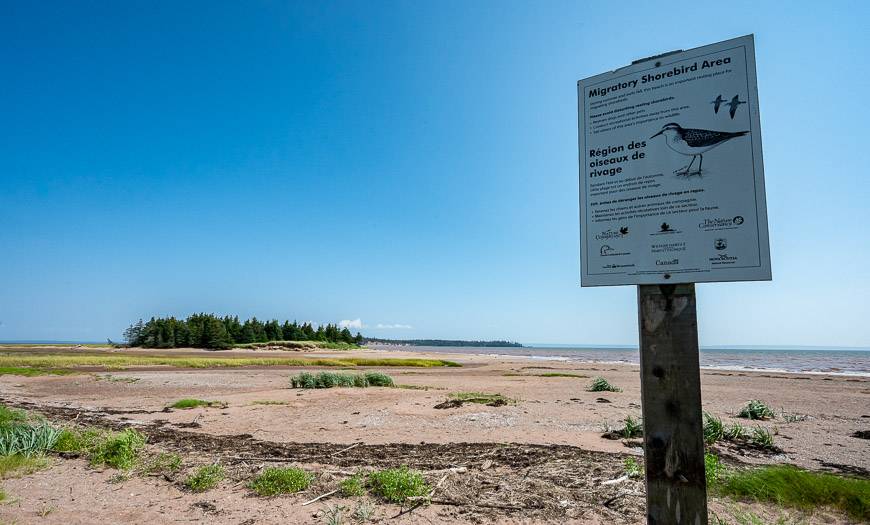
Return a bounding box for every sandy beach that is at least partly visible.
[0,345,867,524]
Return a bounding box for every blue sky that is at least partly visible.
[1,1,868,347]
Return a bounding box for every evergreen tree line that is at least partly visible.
[123,314,363,349]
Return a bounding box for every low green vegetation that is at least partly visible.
[702,412,777,450]
[587,377,621,392]
[169,399,226,410]
[0,354,458,370]
[249,466,312,496]
[184,464,225,492]
[0,406,27,426]
[236,340,359,351]
[252,400,288,405]
[367,466,429,503]
[141,452,182,475]
[290,371,395,389]
[89,428,146,470]
[448,392,513,405]
[0,366,74,377]
[605,415,642,438]
[738,400,775,420]
[340,473,366,496]
[705,452,724,486]
[715,465,869,521]
[623,457,642,478]
[0,423,62,456]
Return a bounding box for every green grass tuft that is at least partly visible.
[0,423,62,456]
[716,465,870,521]
[705,452,723,486]
[587,377,621,392]
[89,428,146,470]
[368,466,429,503]
[0,406,28,427]
[738,400,775,420]
[249,467,312,496]
[750,426,775,449]
[620,415,643,438]
[703,412,726,445]
[141,452,182,475]
[623,457,642,478]
[340,473,367,497]
[169,399,225,409]
[184,464,225,492]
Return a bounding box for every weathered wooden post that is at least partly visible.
[638,284,707,525]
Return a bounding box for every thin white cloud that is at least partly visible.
[339,318,364,330]
[375,323,413,329]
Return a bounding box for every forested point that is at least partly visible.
[124,314,363,350]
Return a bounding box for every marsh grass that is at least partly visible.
[0,423,62,456]
[290,371,395,389]
[367,466,429,503]
[169,399,226,410]
[704,412,726,444]
[184,464,225,492]
[587,377,621,392]
[750,426,775,449]
[234,340,359,351]
[0,354,459,370]
[0,366,73,377]
[715,465,869,521]
[738,400,775,420]
[249,467,312,496]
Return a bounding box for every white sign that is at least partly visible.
[578,35,771,287]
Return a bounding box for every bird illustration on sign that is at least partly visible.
[650,123,749,176]
[711,95,725,114]
[726,95,746,119]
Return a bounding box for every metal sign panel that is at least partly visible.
[578,35,771,286]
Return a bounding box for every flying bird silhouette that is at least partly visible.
[650,123,749,175]
[726,95,746,119]
[711,95,725,114]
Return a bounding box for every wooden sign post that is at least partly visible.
[638,284,707,524]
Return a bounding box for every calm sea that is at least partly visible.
[373,345,870,377]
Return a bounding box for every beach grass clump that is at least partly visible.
[290,371,395,389]
[0,406,28,427]
[168,399,226,410]
[184,464,225,492]
[750,426,775,449]
[703,412,726,444]
[738,400,775,420]
[0,423,63,457]
[340,473,367,497]
[715,465,870,521]
[618,415,643,438]
[367,466,429,503]
[587,377,621,392]
[448,392,513,405]
[725,421,748,441]
[88,428,146,470]
[249,466,312,496]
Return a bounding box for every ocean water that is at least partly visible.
[375,345,870,377]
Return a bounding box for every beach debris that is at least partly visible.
[601,474,629,486]
[301,489,339,506]
[595,398,611,403]
[852,430,870,439]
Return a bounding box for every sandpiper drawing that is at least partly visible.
[650,122,749,176]
[711,94,725,114]
[726,95,746,119]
